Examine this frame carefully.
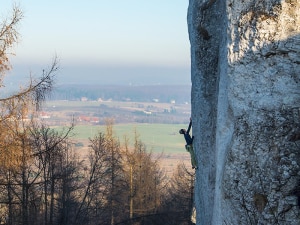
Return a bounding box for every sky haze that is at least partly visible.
[2,1,191,86]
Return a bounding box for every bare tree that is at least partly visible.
[74,119,128,225]
[55,142,83,225]
[0,4,58,122]
[160,163,195,225]
[104,119,127,225]
[122,130,166,224]
[0,5,22,79]
[0,5,59,223]
[29,122,75,225]
[74,132,108,225]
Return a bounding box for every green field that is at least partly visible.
[45,100,191,153]
[64,123,186,154]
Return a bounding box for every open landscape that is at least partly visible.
[40,85,193,174]
[1,2,299,224]
[51,123,192,175]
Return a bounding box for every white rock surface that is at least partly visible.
[188,0,300,224]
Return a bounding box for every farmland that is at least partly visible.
[43,99,191,124]
[65,123,185,153]
[42,98,192,174]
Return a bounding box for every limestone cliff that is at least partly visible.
[188,0,300,224]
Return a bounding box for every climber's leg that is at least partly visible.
[186,144,198,169]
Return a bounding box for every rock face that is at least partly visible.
[187,0,300,224]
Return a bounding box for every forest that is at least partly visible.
[0,118,195,225]
[0,6,195,225]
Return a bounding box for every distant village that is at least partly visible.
[38,95,190,125]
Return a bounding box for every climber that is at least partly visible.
[179,118,198,169]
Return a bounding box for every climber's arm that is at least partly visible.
[187,118,192,134]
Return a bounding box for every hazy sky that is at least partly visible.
[2,1,191,85]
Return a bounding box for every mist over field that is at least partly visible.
[4,62,191,87]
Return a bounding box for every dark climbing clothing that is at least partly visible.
[181,120,198,169]
[183,121,194,145]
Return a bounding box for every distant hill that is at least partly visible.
[4,63,191,86]
[50,84,191,103]
[3,64,191,103]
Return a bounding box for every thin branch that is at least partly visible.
[0,56,59,104]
